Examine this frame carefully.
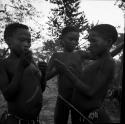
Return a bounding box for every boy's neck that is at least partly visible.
[9,51,19,59]
[63,49,74,53]
[98,50,110,59]
[91,50,110,60]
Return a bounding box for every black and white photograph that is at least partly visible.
[0,0,124,123]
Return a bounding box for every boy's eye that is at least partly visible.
[91,40,96,43]
[89,38,96,43]
[27,39,31,43]
[70,38,78,42]
[20,38,31,43]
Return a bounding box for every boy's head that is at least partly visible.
[60,26,80,52]
[88,24,118,57]
[4,22,31,57]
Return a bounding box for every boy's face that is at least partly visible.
[62,31,79,52]
[9,28,31,57]
[88,31,108,57]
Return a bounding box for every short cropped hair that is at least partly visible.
[4,22,29,41]
[90,24,118,44]
[60,26,80,38]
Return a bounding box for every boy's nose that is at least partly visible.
[24,43,31,50]
[26,42,31,47]
[72,40,78,46]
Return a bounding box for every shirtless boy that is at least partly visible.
[47,26,83,124]
[54,24,117,123]
[0,23,46,124]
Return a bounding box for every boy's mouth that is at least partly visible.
[67,46,75,51]
[88,45,93,52]
[24,48,30,52]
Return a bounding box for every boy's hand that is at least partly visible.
[69,66,76,74]
[68,64,81,78]
[38,61,47,74]
[54,59,68,73]
[78,50,96,60]
[19,50,32,68]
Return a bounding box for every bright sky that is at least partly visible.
[80,0,124,33]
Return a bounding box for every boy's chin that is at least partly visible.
[67,49,74,52]
[15,52,22,58]
[11,49,21,57]
[66,47,75,52]
[24,48,30,53]
[88,50,99,59]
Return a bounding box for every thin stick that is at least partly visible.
[58,94,93,124]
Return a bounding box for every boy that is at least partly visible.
[53,24,117,123]
[47,26,83,124]
[0,23,46,124]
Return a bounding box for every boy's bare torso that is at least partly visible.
[72,55,115,112]
[3,57,42,119]
[52,51,83,100]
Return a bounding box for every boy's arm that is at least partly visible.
[46,53,58,81]
[0,61,25,101]
[84,60,115,97]
[54,59,115,98]
[54,59,91,97]
[78,50,96,60]
[38,61,47,92]
[0,51,31,101]
[64,68,91,97]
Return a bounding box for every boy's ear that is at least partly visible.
[5,37,11,46]
[60,39,64,47]
[107,39,113,47]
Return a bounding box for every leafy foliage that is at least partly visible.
[44,0,91,54]
[0,0,43,58]
[0,0,124,61]
[115,0,125,10]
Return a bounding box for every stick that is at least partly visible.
[58,94,93,124]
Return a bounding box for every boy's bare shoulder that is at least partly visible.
[0,59,9,88]
[0,60,3,72]
[0,57,11,69]
[51,51,65,59]
[100,55,115,74]
[104,55,115,66]
[0,58,10,77]
[0,58,6,69]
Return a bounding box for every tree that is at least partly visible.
[43,0,90,55]
[0,0,44,59]
[115,0,125,10]
[113,0,124,60]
